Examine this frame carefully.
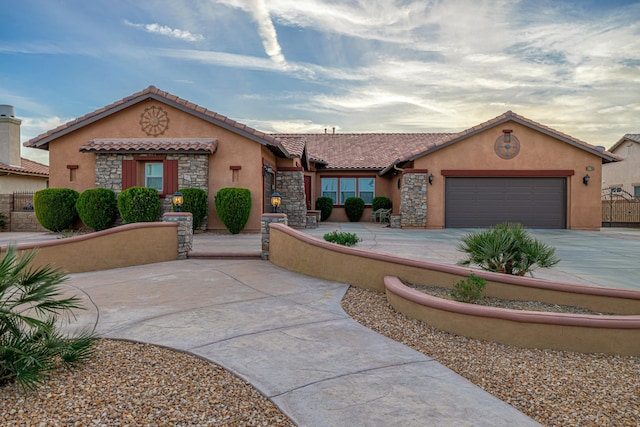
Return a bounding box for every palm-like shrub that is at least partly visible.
[315,197,333,221]
[344,197,365,222]
[457,223,560,276]
[214,188,251,234]
[117,187,161,224]
[33,188,79,232]
[178,188,208,231]
[323,231,361,247]
[76,188,117,231]
[372,196,392,212]
[0,246,96,391]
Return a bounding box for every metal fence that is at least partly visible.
[13,191,35,211]
[602,188,640,227]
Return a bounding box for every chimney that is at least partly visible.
[0,105,22,167]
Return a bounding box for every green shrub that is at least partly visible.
[457,223,560,277]
[33,188,79,232]
[344,197,365,222]
[0,246,97,391]
[323,231,361,247]
[76,188,117,231]
[0,212,5,228]
[450,273,487,303]
[178,188,208,231]
[372,196,392,212]
[214,188,251,234]
[315,197,334,221]
[116,187,161,224]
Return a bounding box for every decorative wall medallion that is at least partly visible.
[140,106,169,136]
[494,130,520,160]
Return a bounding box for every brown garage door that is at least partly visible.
[445,177,566,228]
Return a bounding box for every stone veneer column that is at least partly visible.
[400,170,428,228]
[162,212,193,260]
[261,213,287,260]
[276,169,306,228]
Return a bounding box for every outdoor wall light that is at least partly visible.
[428,173,434,185]
[583,174,590,186]
[265,164,273,174]
[172,191,184,212]
[271,191,282,213]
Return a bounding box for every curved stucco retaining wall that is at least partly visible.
[268,223,640,355]
[2,222,178,273]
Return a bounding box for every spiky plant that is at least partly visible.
[0,246,96,391]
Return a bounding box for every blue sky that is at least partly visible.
[1,0,639,165]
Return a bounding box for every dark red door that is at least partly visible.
[304,175,312,209]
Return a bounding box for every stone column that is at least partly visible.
[400,170,428,228]
[162,212,193,259]
[261,213,287,260]
[276,169,306,228]
[389,214,401,229]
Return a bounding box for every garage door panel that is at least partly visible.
[445,177,566,228]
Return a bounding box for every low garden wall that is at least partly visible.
[267,223,640,355]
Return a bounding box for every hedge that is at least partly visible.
[117,187,161,224]
[214,188,251,234]
[178,188,208,231]
[33,188,79,232]
[76,188,117,231]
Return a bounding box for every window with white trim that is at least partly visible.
[145,163,163,192]
[634,186,640,198]
[321,177,376,205]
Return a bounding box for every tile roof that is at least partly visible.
[0,158,49,177]
[80,138,218,154]
[608,134,640,153]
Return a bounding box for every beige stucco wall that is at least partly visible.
[0,174,48,193]
[45,100,278,232]
[411,122,604,230]
[602,141,640,195]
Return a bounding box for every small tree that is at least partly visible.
[214,188,251,234]
[316,197,334,221]
[344,197,365,222]
[450,273,487,303]
[33,188,79,232]
[76,188,117,231]
[117,187,161,224]
[372,196,392,212]
[178,188,208,231]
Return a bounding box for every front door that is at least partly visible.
[264,171,275,213]
[304,175,312,209]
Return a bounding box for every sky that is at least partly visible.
[1,0,639,166]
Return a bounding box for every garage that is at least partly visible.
[445,177,567,228]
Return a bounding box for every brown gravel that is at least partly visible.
[0,339,294,427]
[342,286,640,427]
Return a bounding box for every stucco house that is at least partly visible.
[25,86,619,231]
[602,134,640,198]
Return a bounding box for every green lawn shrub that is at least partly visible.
[33,188,79,232]
[178,188,208,231]
[76,188,117,231]
[315,197,334,221]
[372,196,392,212]
[344,197,365,222]
[450,273,487,303]
[116,187,161,224]
[214,188,251,234]
[323,231,361,247]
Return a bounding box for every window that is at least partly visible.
[321,177,376,205]
[145,163,163,191]
[634,186,640,199]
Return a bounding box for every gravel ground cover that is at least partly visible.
[342,286,640,427]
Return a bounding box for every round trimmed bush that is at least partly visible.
[178,188,208,231]
[214,188,251,234]
[372,196,392,212]
[117,187,161,224]
[33,188,79,232]
[315,197,334,221]
[76,188,117,231]
[344,197,365,222]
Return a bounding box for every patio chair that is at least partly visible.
[370,208,384,222]
[379,208,392,223]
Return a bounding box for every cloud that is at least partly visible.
[247,0,286,65]
[124,20,204,42]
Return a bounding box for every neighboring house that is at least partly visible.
[25,86,619,231]
[602,134,640,198]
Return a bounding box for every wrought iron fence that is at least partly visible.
[602,188,640,227]
[13,191,35,211]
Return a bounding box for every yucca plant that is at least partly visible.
[0,246,96,391]
[457,223,560,277]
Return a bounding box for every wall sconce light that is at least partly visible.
[172,191,184,212]
[583,174,590,186]
[271,191,282,213]
[428,173,434,185]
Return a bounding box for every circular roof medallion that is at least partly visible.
[140,106,169,136]
[494,133,520,159]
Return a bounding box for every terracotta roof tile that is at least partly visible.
[79,138,218,153]
[0,158,49,176]
[609,133,640,152]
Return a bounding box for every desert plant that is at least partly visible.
[178,188,208,231]
[214,188,251,234]
[323,231,361,247]
[315,197,334,221]
[33,188,79,232]
[450,273,487,303]
[457,223,560,276]
[372,196,392,212]
[76,188,117,231]
[0,246,96,391]
[344,197,365,222]
[117,187,161,224]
